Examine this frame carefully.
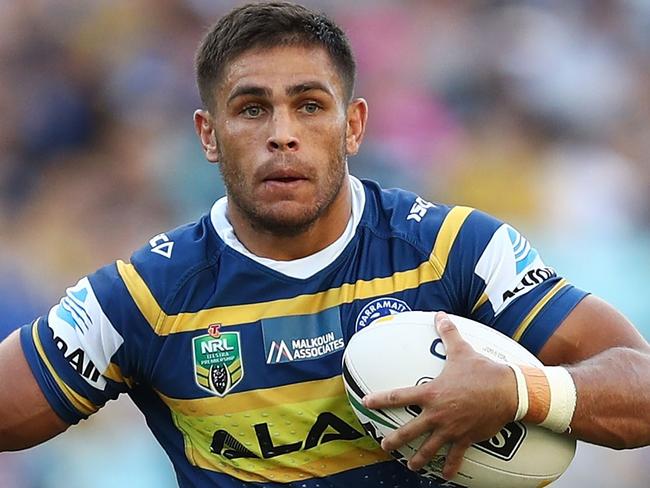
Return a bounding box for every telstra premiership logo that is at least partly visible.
[192,331,243,396]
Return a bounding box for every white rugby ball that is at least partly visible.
[342,311,576,488]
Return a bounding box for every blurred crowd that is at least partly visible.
[1,0,649,486]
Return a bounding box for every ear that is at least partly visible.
[193,109,220,163]
[345,98,368,156]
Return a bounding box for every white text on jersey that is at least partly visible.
[407,196,435,223]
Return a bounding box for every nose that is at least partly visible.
[266,109,299,152]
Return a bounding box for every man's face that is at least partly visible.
[203,45,360,236]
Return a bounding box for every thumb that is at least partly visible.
[435,312,465,356]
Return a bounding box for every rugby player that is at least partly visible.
[1,3,649,487]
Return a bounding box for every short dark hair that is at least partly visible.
[195,2,356,109]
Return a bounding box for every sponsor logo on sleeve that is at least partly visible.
[508,226,539,274]
[475,225,551,315]
[262,308,344,364]
[501,267,557,302]
[149,233,174,258]
[47,278,124,390]
[355,297,411,332]
[407,196,436,223]
[193,329,243,396]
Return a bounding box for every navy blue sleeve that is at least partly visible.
[19,262,151,424]
[443,209,588,355]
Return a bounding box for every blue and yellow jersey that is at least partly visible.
[20,178,587,488]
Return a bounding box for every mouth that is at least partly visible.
[263,169,308,182]
[266,176,304,183]
[261,169,310,189]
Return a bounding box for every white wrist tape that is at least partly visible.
[507,363,529,422]
[507,363,577,433]
[539,366,577,433]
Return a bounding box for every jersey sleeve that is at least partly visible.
[19,261,150,425]
[442,208,589,355]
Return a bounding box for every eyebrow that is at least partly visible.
[227,81,334,105]
[286,81,333,98]
[227,85,272,105]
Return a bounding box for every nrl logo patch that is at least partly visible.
[192,329,243,397]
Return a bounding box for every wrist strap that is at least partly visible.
[508,363,577,433]
[540,366,577,433]
[506,363,529,421]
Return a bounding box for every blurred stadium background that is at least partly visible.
[1,0,649,486]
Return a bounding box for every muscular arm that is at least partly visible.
[539,295,650,449]
[0,329,69,451]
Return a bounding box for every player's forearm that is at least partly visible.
[0,411,63,452]
[0,330,69,452]
[568,346,650,449]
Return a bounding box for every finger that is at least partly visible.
[435,312,469,356]
[441,440,471,480]
[406,430,448,472]
[381,412,437,451]
[363,385,424,409]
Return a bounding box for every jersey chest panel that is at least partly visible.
[148,274,449,482]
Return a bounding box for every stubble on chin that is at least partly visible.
[245,202,321,237]
[218,150,348,238]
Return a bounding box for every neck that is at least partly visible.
[227,179,352,261]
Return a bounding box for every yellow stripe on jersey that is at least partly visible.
[512,279,569,342]
[117,260,439,335]
[103,362,134,389]
[158,376,389,482]
[471,292,489,314]
[430,206,473,273]
[157,375,344,417]
[31,321,99,417]
[116,260,164,330]
[117,207,475,336]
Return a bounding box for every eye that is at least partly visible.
[300,102,321,114]
[241,105,264,118]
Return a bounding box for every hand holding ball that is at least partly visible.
[342,311,576,488]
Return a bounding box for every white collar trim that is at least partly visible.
[210,175,365,279]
